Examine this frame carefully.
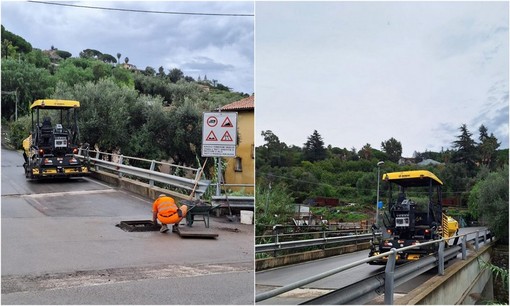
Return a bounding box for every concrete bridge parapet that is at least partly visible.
[395,241,496,305]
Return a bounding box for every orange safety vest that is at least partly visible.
[152,196,188,224]
[153,196,178,217]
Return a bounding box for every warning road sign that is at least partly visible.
[221,131,233,142]
[206,131,218,141]
[202,112,237,157]
[221,117,233,127]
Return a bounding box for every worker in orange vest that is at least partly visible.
[152,194,188,233]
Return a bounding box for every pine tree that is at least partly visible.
[452,124,477,173]
[478,124,500,170]
[303,130,327,162]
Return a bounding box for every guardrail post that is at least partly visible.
[273,232,279,258]
[95,151,100,171]
[475,231,479,251]
[438,241,445,276]
[149,160,156,187]
[322,231,326,250]
[118,155,124,178]
[461,235,467,260]
[384,248,397,305]
[194,167,202,182]
[483,229,487,244]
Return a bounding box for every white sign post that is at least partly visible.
[202,112,237,157]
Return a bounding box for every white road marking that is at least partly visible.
[23,188,117,198]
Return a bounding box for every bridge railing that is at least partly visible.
[255,229,493,304]
[256,230,377,256]
[76,148,210,198]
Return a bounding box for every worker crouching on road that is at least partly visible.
[152,194,188,233]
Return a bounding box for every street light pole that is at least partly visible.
[376,161,385,227]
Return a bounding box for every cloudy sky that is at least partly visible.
[1,1,254,94]
[255,1,509,156]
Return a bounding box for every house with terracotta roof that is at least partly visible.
[219,95,254,195]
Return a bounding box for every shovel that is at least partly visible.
[221,176,237,222]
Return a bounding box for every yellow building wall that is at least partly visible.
[224,110,254,195]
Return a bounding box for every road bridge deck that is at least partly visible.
[1,146,254,304]
[255,227,488,304]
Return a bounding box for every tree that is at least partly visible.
[111,67,134,88]
[452,124,477,173]
[303,130,327,162]
[99,53,117,64]
[468,165,509,240]
[164,102,202,166]
[255,183,295,236]
[116,52,121,64]
[54,58,95,86]
[215,83,230,91]
[359,143,373,160]
[25,49,51,69]
[144,66,156,76]
[477,125,500,170]
[55,50,72,60]
[439,163,470,204]
[1,58,56,120]
[381,137,402,163]
[1,25,32,55]
[168,68,184,83]
[124,57,129,64]
[184,76,195,82]
[79,48,102,59]
[127,97,168,160]
[257,130,293,168]
[92,61,111,81]
[1,38,18,59]
[157,66,166,77]
[53,78,137,151]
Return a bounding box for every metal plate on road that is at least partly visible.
[176,226,219,239]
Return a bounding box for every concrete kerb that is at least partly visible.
[394,240,496,305]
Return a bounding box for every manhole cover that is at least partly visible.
[116,220,161,232]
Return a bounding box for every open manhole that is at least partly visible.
[116,220,161,232]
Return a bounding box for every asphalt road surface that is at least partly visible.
[1,145,254,304]
[255,225,488,305]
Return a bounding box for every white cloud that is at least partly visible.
[255,1,508,156]
[1,1,254,94]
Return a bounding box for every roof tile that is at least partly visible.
[219,95,254,111]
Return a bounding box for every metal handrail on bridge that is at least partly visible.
[76,148,211,198]
[256,231,376,254]
[255,229,493,304]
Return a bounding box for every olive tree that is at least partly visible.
[468,165,509,240]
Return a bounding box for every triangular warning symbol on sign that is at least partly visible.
[221,131,233,142]
[206,131,218,141]
[221,117,233,127]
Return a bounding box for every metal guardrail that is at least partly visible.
[256,232,375,254]
[211,195,254,209]
[76,148,211,198]
[256,226,371,243]
[255,229,493,304]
